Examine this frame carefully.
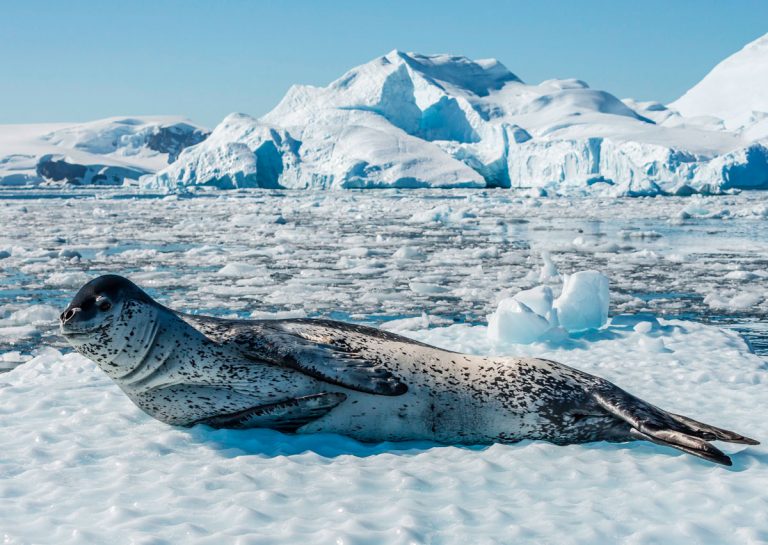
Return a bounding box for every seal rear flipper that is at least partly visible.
[195,392,348,432]
[628,427,733,466]
[593,389,759,466]
[667,412,760,445]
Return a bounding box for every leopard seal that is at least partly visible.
[59,274,758,465]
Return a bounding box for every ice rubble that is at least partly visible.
[487,271,609,345]
[0,117,208,186]
[141,43,768,194]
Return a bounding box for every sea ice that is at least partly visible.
[0,316,764,545]
[392,245,426,260]
[0,188,766,544]
[216,262,266,277]
[3,188,768,356]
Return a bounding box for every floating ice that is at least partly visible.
[0,305,60,326]
[392,245,426,260]
[409,281,449,295]
[216,262,265,277]
[408,205,468,224]
[511,285,554,320]
[704,291,764,311]
[724,270,759,282]
[538,251,559,282]
[44,271,90,288]
[488,271,609,344]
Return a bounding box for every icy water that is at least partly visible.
[1,187,767,359]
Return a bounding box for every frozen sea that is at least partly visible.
[1,187,767,544]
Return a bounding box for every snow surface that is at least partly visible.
[141,47,768,194]
[1,188,767,543]
[0,117,208,186]
[1,316,765,545]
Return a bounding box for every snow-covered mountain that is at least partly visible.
[141,46,768,195]
[0,117,208,186]
[670,33,768,136]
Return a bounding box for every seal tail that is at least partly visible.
[593,389,759,466]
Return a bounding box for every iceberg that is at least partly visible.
[6,34,768,194]
[142,44,768,194]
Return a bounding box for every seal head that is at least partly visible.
[60,274,156,330]
[60,274,164,377]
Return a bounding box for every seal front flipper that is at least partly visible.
[593,388,759,466]
[195,392,348,431]
[230,323,409,396]
[273,343,408,396]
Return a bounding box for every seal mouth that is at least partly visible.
[60,322,108,337]
[60,327,98,338]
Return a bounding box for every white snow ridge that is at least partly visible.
[670,33,768,135]
[138,44,768,195]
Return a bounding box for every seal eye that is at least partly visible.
[99,300,112,312]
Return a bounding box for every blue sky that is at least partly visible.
[2,0,766,127]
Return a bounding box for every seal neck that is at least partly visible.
[94,300,165,382]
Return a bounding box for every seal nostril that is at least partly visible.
[61,307,80,324]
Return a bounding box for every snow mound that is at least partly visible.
[143,46,768,194]
[0,117,209,186]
